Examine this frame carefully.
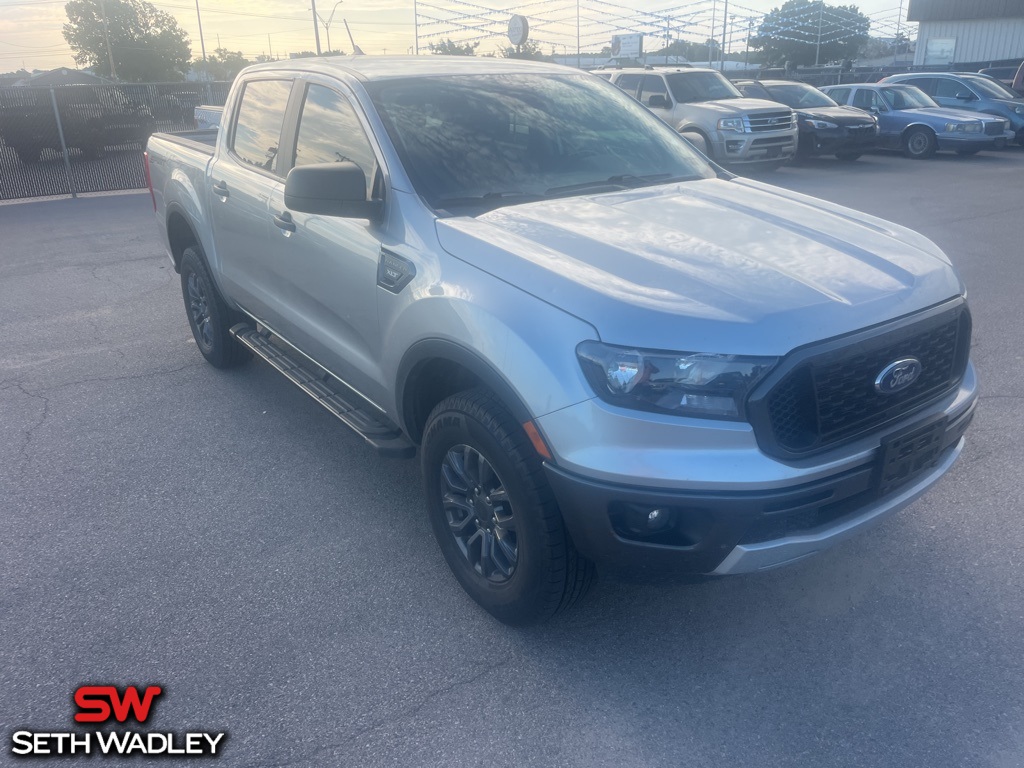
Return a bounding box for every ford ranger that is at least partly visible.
[146,56,977,625]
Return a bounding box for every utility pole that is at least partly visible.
[576,0,581,69]
[720,0,728,71]
[709,0,716,67]
[413,0,418,54]
[100,0,117,80]
[268,34,273,60]
[893,0,904,66]
[195,0,207,62]
[744,17,753,69]
[310,0,322,54]
[814,0,824,66]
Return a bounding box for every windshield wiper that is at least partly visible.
[545,173,692,197]
[433,191,547,213]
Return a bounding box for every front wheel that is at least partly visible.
[179,247,249,368]
[680,131,708,156]
[903,127,937,159]
[421,389,594,625]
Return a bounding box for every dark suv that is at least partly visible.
[735,79,878,161]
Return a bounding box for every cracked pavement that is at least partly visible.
[1,151,1023,767]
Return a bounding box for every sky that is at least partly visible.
[0,0,914,73]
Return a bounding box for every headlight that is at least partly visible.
[945,122,981,133]
[717,117,745,133]
[576,341,777,420]
[804,118,838,129]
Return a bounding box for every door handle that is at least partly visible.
[273,211,296,233]
[212,180,229,199]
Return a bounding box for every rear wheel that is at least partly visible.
[835,151,862,161]
[421,389,594,625]
[903,127,937,159]
[13,145,40,164]
[179,247,249,368]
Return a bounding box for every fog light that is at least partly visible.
[648,508,671,530]
[726,140,743,152]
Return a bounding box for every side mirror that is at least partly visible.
[648,94,670,109]
[955,90,975,101]
[284,162,383,220]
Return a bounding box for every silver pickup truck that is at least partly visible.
[146,56,977,625]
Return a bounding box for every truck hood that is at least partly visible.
[687,97,790,116]
[434,178,963,356]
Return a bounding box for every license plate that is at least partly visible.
[877,417,947,496]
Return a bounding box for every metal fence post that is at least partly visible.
[48,87,78,199]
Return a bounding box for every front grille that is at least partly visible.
[847,125,874,135]
[745,111,794,132]
[751,136,794,147]
[756,307,970,456]
[985,121,1006,136]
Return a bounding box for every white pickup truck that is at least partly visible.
[146,56,977,625]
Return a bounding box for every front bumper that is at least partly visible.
[711,128,798,165]
[544,386,976,576]
[800,125,877,155]
[936,131,1015,152]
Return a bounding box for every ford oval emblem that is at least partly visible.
[875,358,922,394]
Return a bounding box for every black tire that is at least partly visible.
[421,389,594,625]
[956,148,980,156]
[79,142,106,160]
[903,127,937,159]
[835,151,862,161]
[680,131,708,156]
[179,246,249,368]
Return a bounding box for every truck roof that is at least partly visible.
[241,55,576,82]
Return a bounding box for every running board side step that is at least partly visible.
[230,323,416,459]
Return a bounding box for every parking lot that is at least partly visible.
[1,147,1022,767]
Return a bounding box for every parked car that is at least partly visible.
[601,67,798,168]
[880,72,1024,145]
[820,83,1013,158]
[735,79,877,160]
[0,85,154,163]
[977,65,1023,95]
[147,56,976,625]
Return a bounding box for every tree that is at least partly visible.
[749,0,870,66]
[500,41,552,61]
[63,0,191,82]
[428,38,478,56]
[191,47,250,81]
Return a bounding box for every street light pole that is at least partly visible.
[100,0,117,80]
[893,0,904,66]
[195,0,207,62]
[310,0,322,54]
[814,0,824,66]
[314,1,343,54]
[720,0,728,71]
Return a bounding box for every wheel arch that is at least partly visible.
[166,203,202,273]
[901,122,937,140]
[397,339,533,445]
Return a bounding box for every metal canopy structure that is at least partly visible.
[413,0,915,60]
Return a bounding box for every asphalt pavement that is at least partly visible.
[1,147,1022,767]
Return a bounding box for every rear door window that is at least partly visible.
[826,87,851,104]
[934,78,967,98]
[905,77,937,95]
[231,79,292,174]
[613,74,643,97]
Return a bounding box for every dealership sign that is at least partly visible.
[610,33,643,59]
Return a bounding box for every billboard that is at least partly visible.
[610,34,643,59]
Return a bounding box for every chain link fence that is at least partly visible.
[0,81,231,201]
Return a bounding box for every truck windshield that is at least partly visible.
[664,72,743,103]
[366,73,714,212]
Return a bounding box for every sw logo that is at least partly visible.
[9,684,226,759]
[74,685,163,723]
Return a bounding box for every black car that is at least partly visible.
[735,79,878,161]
